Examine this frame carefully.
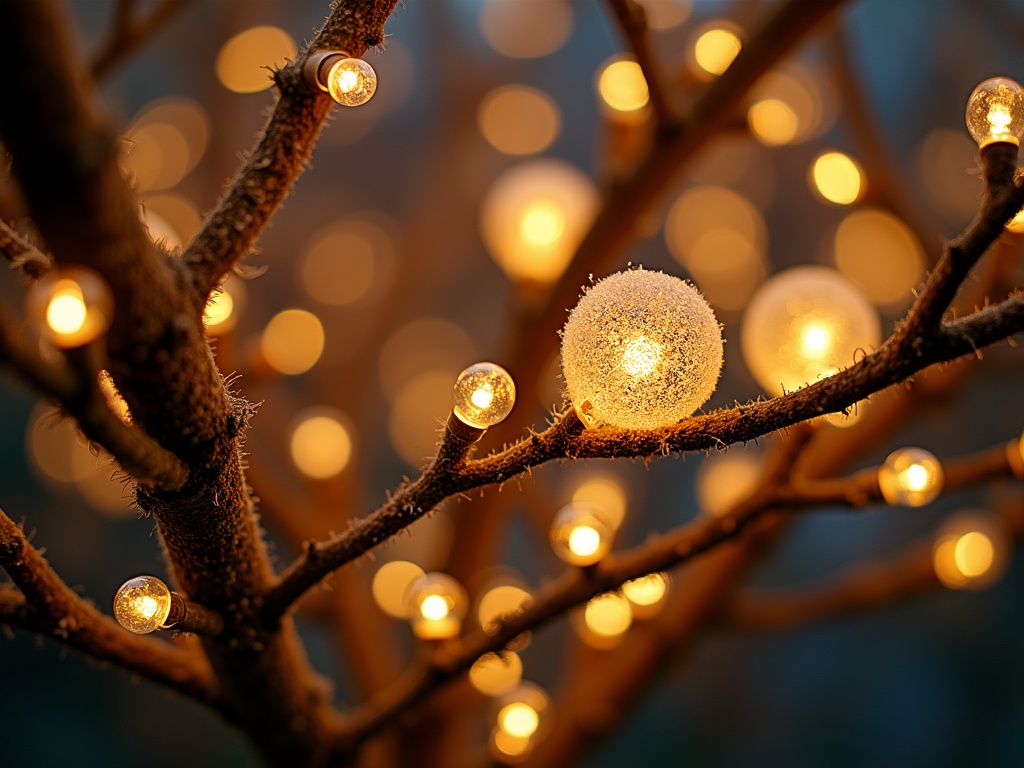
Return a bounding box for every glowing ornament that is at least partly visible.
[560,269,723,429]
[621,572,669,619]
[452,362,516,429]
[574,591,633,648]
[408,572,467,639]
[470,651,524,697]
[965,77,1024,148]
[877,447,944,507]
[740,266,881,396]
[549,503,614,566]
[495,683,550,739]
[933,511,1011,590]
[113,576,174,634]
[306,51,377,107]
[27,267,113,348]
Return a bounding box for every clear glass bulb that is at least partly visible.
[877,447,944,507]
[965,77,1024,147]
[452,362,516,429]
[933,510,1011,590]
[408,572,467,639]
[549,503,614,566]
[495,683,550,739]
[26,267,113,348]
[113,576,172,634]
[325,57,377,106]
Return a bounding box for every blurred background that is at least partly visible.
[2,0,1024,765]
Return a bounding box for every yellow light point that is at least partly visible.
[204,289,234,331]
[597,59,649,114]
[469,652,523,697]
[693,27,742,77]
[499,702,540,739]
[621,573,668,607]
[113,576,173,634]
[571,475,627,531]
[492,727,532,760]
[420,594,451,621]
[47,281,87,335]
[215,26,296,94]
[748,99,800,146]
[567,525,601,557]
[452,362,516,429]
[954,532,995,578]
[289,409,353,479]
[408,572,467,639]
[965,77,1024,147]
[800,323,831,358]
[260,309,324,375]
[877,447,943,507]
[372,561,425,619]
[621,337,661,378]
[519,202,565,246]
[478,85,561,156]
[811,151,863,205]
[325,57,377,107]
[583,591,633,640]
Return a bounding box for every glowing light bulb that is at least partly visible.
[495,683,549,740]
[877,447,944,507]
[289,408,353,479]
[965,77,1024,147]
[549,503,614,566]
[372,560,425,619]
[560,268,723,429]
[452,362,516,429]
[741,266,881,396]
[933,511,1011,590]
[576,591,633,648]
[113,576,173,634]
[27,267,113,348]
[408,573,467,639]
[323,57,377,106]
[810,151,863,205]
[621,573,669,619]
[691,23,742,78]
[470,652,523,697]
[597,58,649,115]
[477,582,533,636]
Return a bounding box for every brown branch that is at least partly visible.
[0,219,51,278]
[0,306,189,490]
[182,0,399,302]
[606,0,674,131]
[0,507,217,702]
[91,0,192,80]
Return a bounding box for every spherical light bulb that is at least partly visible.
[452,362,516,429]
[560,269,723,429]
[549,503,614,566]
[932,510,1011,590]
[325,57,377,106]
[621,572,669,619]
[26,267,113,348]
[113,576,173,634]
[741,266,881,396]
[408,572,467,639]
[965,77,1024,148]
[495,683,550,740]
[469,651,524,697]
[579,591,633,647]
[877,447,944,507]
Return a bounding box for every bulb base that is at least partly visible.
[303,50,349,93]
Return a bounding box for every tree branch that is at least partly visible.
[0,219,51,278]
[0,507,217,702]
[606,0,674,131]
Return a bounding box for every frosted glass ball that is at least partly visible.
[560,269,723,429]
[740,266,881,396]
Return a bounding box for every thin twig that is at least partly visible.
[0,219,51,278]
[606,0,674,131]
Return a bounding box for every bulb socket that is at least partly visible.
[303,50,350,93]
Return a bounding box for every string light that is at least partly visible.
[621,573,669,619]
[810,151,864,205]
[304,51,377,107]
[469,652,523,697]
[740,266,881,396]
[408,572,467,639]
[113,576,174,634]
[495,683,550,741]
[933,511,1011,590]
[549,503,614,566]
[560,268,723,429]
[965,77,1024,148]
[597,57,649,117]
[576,591,633,648]
[452,362,516,429]
[26,267,113,348]
[372,561,425,619]
[877,447,944,507]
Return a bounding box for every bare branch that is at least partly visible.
[0,507,217,702]
[606,0,674,130]
[0,219,51,278]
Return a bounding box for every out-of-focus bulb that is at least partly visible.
[113,576,173,634]
[27,267,113,348]
[549,503,614,566]
[452,362,516,429]
[877,447,944,507]
[597,57,649,115]
[621,573,669,619]
[323,57,377,106]
[560,268,723,429]
[965,77,1024,148]
[408,572,467,639]
[470,651,523,697]
[690,22,742,79]
[495,683,550,740]
[577,591,633,648]
[933,510,1011,590]
[741,266,881,396]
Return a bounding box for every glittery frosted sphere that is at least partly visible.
[560,269,723,429]
[741,266,881,396]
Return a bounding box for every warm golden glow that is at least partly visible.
[469,652,523,697]
[811,151,863,205]
[480,0,573,59]
[372,561,425,618]
[261,309,324,375]
[550,504,613,566]
[379,318,475,401]
[519,202,565,246]
[621,337,661,378]
[621,573,668,607]
[933,512,1010,590]
[478,85,560,155]
[748,99,799,145]
[965,77,1024,147]
[478,584,533,633]
[567,525,601,557]
[1007,207,1024,233]
[583,592,633,639]
[953,532,994,578]
[215,26,296,93]
[799,323,831,358]
[696,451,762,517]
[408,573,467,639]
[498,702,540,739]
[877,447,943,507]
[571,476,627,531]
[834,208,926,308]
[325,58,377,106]
[420,594,451,621]
[204,290,234,329]
[452,362,516,429]
[693,26,742,77]
[113,576,172,634]
[290,410,353,479]
[492,727,532,760]
[46,281,87,335]
[28,268,113,348]
[598,59,649,113]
